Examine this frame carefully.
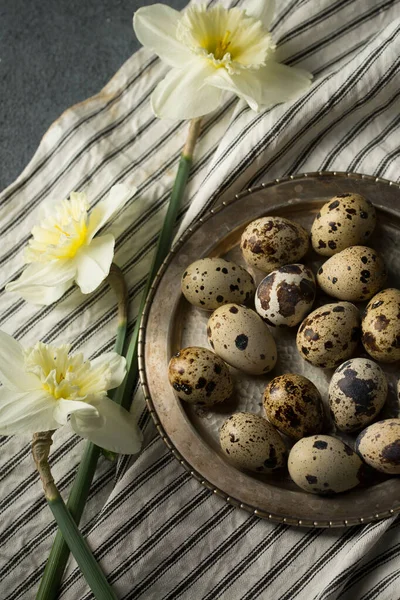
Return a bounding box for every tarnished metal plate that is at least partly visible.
[139,172,400,528]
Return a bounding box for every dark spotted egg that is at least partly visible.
[168,347,233,406]
[329,358,387,433]
[311,193,376,256]
[240,216,309,274]
[255,264,316,327]
[356,419,400,474]
[317,246,386,302]
[181,258,255,310]
[296,302,361,368]
[263,374,324,440]
[220,412,287,473]
[288,435,364,494]
[207,304,277,375]
[361,288,400,363]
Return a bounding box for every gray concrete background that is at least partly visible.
[0,0,187,191]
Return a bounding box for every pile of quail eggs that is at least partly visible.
[168,193,400,496]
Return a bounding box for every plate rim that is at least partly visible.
[138,170,400,528]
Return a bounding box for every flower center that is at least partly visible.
[214,30,231,61]
[25,192,90,264]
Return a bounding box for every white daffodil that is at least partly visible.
[6,184,134,306]
[133,0,312,119]
[0,330,142,454]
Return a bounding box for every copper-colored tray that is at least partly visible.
[139,172,400,528]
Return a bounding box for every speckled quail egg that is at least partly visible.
[317,246,386,302]
[220,412,287,473]
[255,264,316,327]
[356,419,400,474]
[329,358,387,433]
[181,258,255,310]
[263,374,324,440]
[296,302,361,368]
[288,435,364,494]
[207,304,277,375]
[168,347,233,406]
[361,288,400,363]
[240,216,309,274]
[311,193,376,256]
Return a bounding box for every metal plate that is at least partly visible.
[139,172,400,528]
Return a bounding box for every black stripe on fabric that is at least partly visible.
[348,114,400,173]
[373,122,400,177]
[360,567,400,600]
[270,0,304,33]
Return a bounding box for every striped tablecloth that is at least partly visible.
[1,0,400,598]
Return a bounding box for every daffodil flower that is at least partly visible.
[0,331,142,454]
[6,184,134,306]
[133,0,312,119]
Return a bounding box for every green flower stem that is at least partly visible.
[36,264,128,600]
[32,433,117,600]
[113,117,202,411]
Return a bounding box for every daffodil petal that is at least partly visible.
[87,184,134,241]
[6,262,76,306]
[74,234,115,294]
[0,331,40,391]
[245,0,275,29]
[133,4,190,68]
[70,395,143,454]
[53,398,99,425]
[0,387,58,435]
[151,59,222,119]
[90,352,126,390]
[206,68,265,112]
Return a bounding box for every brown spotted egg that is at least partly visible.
[263,374,324,440]
[329,358,387,433]
[240,216,309,274]
[181,258,255,310]
[220,412,287,473]
[362,288,400,363]
[311,193,376,256]
[356,419,400,474]
[255,264,316,327]
[207,304,277,375]
[168,347,233,406]
[288,435,364,494]
[296,302,361,368]
[317,246,386,302]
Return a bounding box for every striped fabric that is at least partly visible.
[1,0,400,598]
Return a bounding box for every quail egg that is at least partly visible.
[288,435,364,494]
[181,257,255,310]
[329,358,387,432]
[168,347,233,406]
[361,288,400,363]
[220,412,287,473]
[311,193,376,256]
[263,374,324,440]
[207,304,277,375]
[317,246,386,302]
[356,419,400,474]
[296,302,361,368]
[255,264,316,327]
[240,216,309,274]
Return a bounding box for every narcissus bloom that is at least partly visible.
[6,184,134,305]
[0,331,142,454]
[133,0,312,119]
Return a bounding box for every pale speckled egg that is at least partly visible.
[288,435,364,494]
[255,264,316,327]
[356,419,400,474]
[329,358,387,433]
[220,412,287,473]
[168,347,233,406]
[311,193,376,256]
[207,304,277,375]
[181,258,255,310]
[240,216,309,274]
[296,302,361,368]
[317,246,386,302]
[361,288,400,363]
[263,374,324,440]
